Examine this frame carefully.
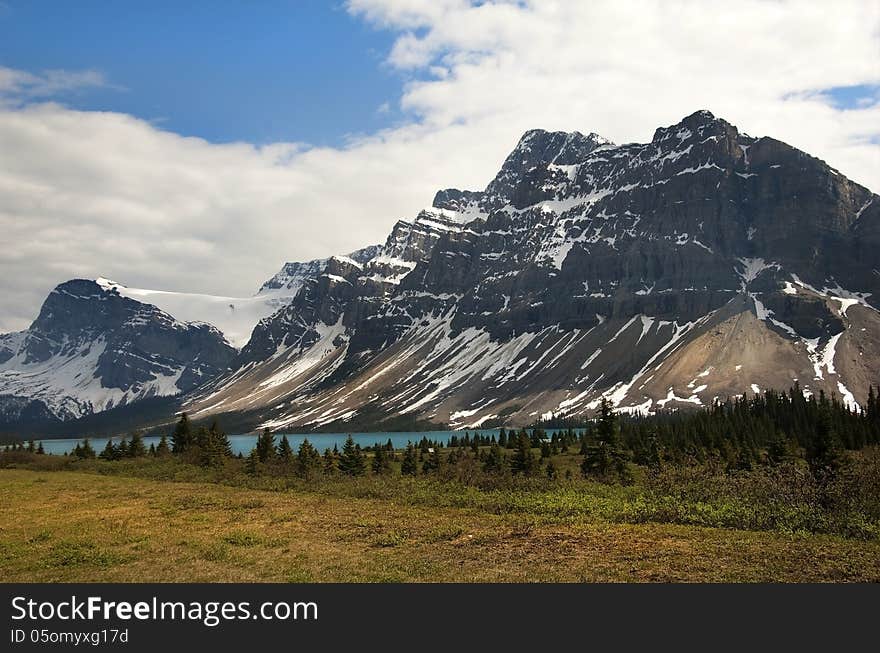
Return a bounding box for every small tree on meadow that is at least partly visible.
[581,399,630,483]
[245,448,259,475]
[371,445,391,475]
[255,429,276,464]
[79,438,96,459]
[128,431,147,457]
[339,436,366,476]
[156,434,171,457]
[511,432,536,475]
[296,438,322,478]
[277,435,294,464]
[99,439,117,461]
[482,443,507,475]
[171,413,193,453]
[401,443,418,476]
[322,445,339,475]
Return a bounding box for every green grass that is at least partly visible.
[1,468,879,582]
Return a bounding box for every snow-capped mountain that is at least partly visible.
[0,249,381,428]
[0,279,237,422]
[182,110,879,431]
[4,110,878,433]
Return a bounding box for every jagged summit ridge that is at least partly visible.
[2,111,878,433]
[181,111,879,431]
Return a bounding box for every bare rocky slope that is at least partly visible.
[2,110,877,433]
[181,110,880,431]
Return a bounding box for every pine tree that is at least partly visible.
[171,413,193,453]
[79,438,96,459]
[149,443,156,456]
[199,422,231,467]
[296,438,322,478]
[401,443,418,476]
[277,435,294,464]
[371,445,391,475]
[482,443,507,475]
[245,448,259,475]
[210,420,232,457]
[338,436,366,476]
[766,432,789,465]
[128,431,147,457]
[27,439,35,453]
[421,446,441,474]
[581,399,630,483]
[99,439,117,461]
[545,458,558,480]
[498,427,507,448]
[807,406,843,476]
[255,429,276,463]
[156,434,170,457]
[322,445,339,475]
[646,432,663,470]
[510,432,536,475]
[36,442,45,455]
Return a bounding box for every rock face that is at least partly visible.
[0,279,236,422]
[184,110,880,430]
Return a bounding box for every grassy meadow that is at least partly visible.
[0,445,878,582]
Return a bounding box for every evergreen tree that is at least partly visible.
[322,445,339,475]
[510,432,537,475]
[338,436,366,476]
[296,438,322,478]
[646,432,663,470]
[497,427,507,448]
[149,443,156,456]
[766,432,790,465]
[540,441,551,459]
[128,431,147,457]
[199,422,231,467]
[255,429,276,463]
[277,435,294,464]
[581,399,630,483]
[156,434,170,457]
[79,438,96,459]
[482,443,507,475]
[807,406,843,476]
[171,413,193,453]
[401,443,418,476]
[27,439,35,453]
[422,446,441,474]
[371,445,391,475]
[36,442,45,455]
[245,448,259,475]
[99,439,117,461]
[545,458,558,480]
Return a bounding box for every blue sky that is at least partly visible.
[0,0,411,145]
[2,1,875,146]
[1,0,878,334]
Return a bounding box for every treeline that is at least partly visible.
[621,384,880,471]
[7,383,879,488]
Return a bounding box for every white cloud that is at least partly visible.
[2,0,879,333]
[0,66,108,106]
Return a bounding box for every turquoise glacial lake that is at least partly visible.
[35,430,510,456]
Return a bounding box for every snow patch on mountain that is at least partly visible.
[96,277,287,348]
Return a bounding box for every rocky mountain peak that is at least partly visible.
[651,109,738,146]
